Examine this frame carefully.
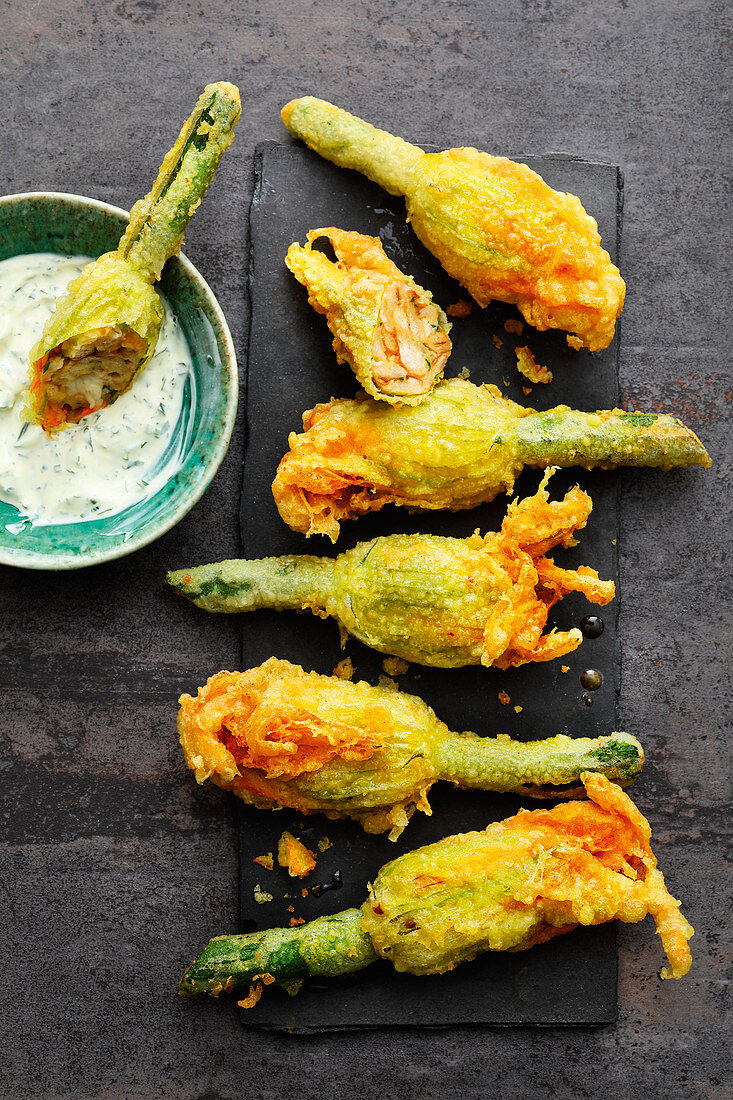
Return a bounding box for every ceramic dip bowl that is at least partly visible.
[0,191,238,569]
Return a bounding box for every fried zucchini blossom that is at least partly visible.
[179,774,693,1005]
[271,377,711,541]
[177,656,643,837]
[282,96,625,351]
[26,82,241,432]
[167,473,615,670]
[286,227,451,404]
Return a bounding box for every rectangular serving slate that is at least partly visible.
[239,140,622,1031]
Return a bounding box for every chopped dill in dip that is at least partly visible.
[0,253,193,528]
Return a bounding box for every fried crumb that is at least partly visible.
[566,334,584,350]
[561,665,570,674]
[492,334,503,349]
[504,318,524,335]
[458,365,471,379]
[447,299,473,318]
[377,674,399,692]
[522,386,533,396]
[317,836,332,852]
[278,831,317,878]
[253,884,273,904]
[286,905,295,913]
[382,656,409,677]
[332,657,355,680]
[516,346,553,385]
[301,888,309,898]
[514,705,523,714]
[238,982,263,1009]
[253,852,274,871]
[498,691,511,706]
[289,916,306,927]
[502,377,510,387]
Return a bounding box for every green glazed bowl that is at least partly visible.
[0,192,238,569]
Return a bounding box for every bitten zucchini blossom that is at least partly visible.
[286,227,451,403]
[167,473,615,670]
[177,656,644,838]
[179,774,693,1005]
[282,96,625,351]
[26,82,241,432]
[271,377,712,541]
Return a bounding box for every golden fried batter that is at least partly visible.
[286,228,451,403]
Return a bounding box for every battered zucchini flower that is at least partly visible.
[179,774,693,1004]
[282,96,625,351]
[167,473,615,670]
[285,227,451,403]
[177,656,643,837]
[26,82,241,432]
[271,377,711,541]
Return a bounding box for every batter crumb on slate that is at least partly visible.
[447,299,473,317]
[382,656,409,676]
[377,674,399,692]
[333,657,355,680]
[238,984,263,1009]
[516,345,553,385]
[278,831,317,878]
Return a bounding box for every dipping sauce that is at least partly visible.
[580,615,604,639]
[580,668,603,691]
[0,252,193,529]
[310,871,343,898]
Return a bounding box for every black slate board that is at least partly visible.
[239,141,623,1031]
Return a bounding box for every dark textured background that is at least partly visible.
[0,1,730,1096]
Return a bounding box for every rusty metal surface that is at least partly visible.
[0,0,729,1096]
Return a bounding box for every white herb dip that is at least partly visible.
[0,252,193,529]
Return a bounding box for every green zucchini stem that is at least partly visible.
[281,96,422,196]
[119,81,241,279]
[516,409,711,470]
[180,909,376,997]
[435,730,644,796]
[166,556,334,613]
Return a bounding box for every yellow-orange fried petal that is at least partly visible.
[364,774,691,980]
[178,658,381,788]
[478,472,614,668]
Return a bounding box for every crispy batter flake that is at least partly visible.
[515,346,553,385]
[278,832,317,878]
